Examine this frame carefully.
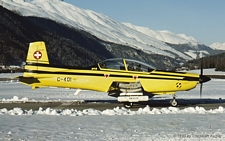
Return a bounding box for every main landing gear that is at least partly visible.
[170,94,177,107]
[123,102,133,108]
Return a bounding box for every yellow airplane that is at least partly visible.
[18,41,211,108]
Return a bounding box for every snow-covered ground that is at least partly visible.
[0,71,225,140]
[186,68,225,75]
[1,111,225,141]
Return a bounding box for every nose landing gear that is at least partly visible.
[170,94,177,107]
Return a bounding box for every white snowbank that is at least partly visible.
[1,106,224,116]
[1,96,29,102]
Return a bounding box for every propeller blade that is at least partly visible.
[200,83,202,98]
[199,57,211,98]
[200,57,203,98]
[200,58,203,76]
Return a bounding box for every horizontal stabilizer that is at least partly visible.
[17,76,40,84]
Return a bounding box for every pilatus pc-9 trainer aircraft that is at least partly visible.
[18,41,211,108]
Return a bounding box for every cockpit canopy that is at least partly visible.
[98,58,155,72]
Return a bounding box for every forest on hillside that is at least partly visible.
[184,52,225,71]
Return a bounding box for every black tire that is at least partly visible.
[123,102,133,108]
[170,99,177,107]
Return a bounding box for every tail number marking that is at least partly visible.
[57,77,72,82]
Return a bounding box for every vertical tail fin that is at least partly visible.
[19,41,49,88]
[26,41,49,64]
[24,41,49,77]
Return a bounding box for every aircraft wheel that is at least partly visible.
[123,102,133,108]
[170,99,177,107]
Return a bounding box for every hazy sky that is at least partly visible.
[64,0,225,45]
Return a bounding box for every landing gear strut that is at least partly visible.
[170,94,177,107]
[123,102,133,108]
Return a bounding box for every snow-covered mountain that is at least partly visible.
[122,23,198,45]
[0,0,215,60]
[210,42,225,50]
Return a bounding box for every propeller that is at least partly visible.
[199,58,211,98]
[200,58,203,98]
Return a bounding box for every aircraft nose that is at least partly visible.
[199,75,211,83]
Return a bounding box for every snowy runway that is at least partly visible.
[1,112,225,141]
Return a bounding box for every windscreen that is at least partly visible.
[98,58,125,70]
[125,59,155,72]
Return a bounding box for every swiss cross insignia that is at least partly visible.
[33,51,42,60]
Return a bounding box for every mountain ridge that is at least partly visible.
[1,5,180,69]
[210,42,225,50]
[0,0,220,61]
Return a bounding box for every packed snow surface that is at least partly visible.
[1,113,224,141]
[0,0,206,60]
[0,71,225,140]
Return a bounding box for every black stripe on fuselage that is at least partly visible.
[24,69,199,81]
[25,63,199,81]
[137,75,199,81]
[26,63,98,70]
[25,70,132,78]
[149,72,200,81]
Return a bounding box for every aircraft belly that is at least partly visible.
[140,79,198,93]
[70,76,136,92]
[36,76,113,92]
[71,76,113,92]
